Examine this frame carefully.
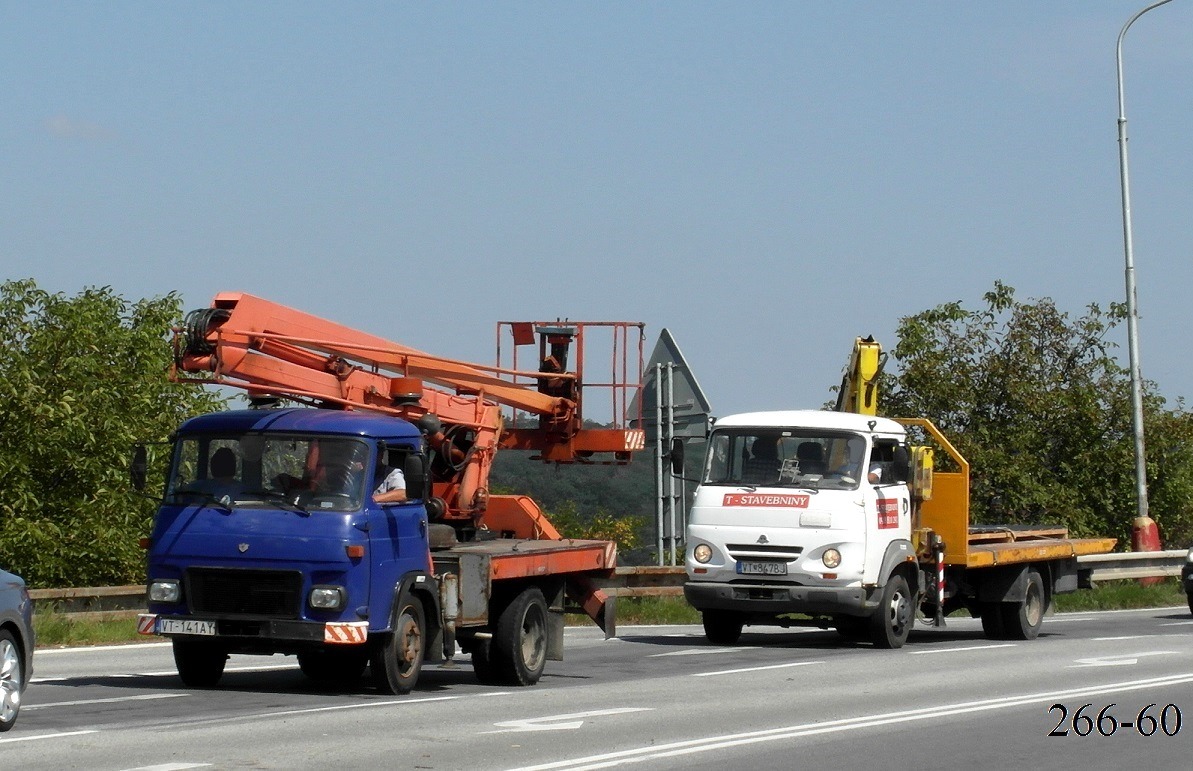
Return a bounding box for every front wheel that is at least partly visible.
[490,587,549,686]
[373,599,426,695]
[173,638,227,688]
[1186,590,1192,617]
[702,610,744,645]
[0,630,23,732]
[869,573,913,649]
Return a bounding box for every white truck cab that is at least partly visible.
[684,409,919,647]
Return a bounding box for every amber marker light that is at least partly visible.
[346,544,366,559]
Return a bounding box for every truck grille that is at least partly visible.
[726,543,803,561]
[185,568,302,618]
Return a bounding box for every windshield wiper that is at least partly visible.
[168,490,234,513]
[241,489,311,517]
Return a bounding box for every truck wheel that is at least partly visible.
[173,639,227,687]
[1186,591,1193,617]
[869,573,913,649]
[1000,568,1045,640]
[702,610,744,645]
[298,649,368,684]
[1,630,23,732]
[373,599,425,695]
[979,602,1005,640]
[491,586,548,686]
[469,641,501,685]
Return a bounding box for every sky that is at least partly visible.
[3,1,1191,421]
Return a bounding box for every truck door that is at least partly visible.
[862,439,912,583]
[366,443,431,629]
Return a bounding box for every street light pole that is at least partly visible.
[1115,0,1173,523]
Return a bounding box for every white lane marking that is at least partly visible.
[0,730,98,745]
[1070,651,1178,668]
[121,765,212,771]
[649,647,752,658]
[264,690,510,720]
[31,662,296,684]
[909,644,1017,655]
[1036,616,1095,623]
[509,672,1193,771]
[1159,621,1193,627]
[25,693,187,710]
[487,708,653,733]
[693,661,823,677]
[1093,635,1150,641]
[36,642,173,655]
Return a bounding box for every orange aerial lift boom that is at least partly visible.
[173,292,646,537]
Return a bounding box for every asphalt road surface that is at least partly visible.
[4,607,1191,770]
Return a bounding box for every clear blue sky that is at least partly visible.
[3,2,1190,418]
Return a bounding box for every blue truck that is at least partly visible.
[136,407,620,694]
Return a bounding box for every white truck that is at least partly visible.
[678,339,1117,648]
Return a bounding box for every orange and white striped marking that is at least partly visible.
[324,621,369,644]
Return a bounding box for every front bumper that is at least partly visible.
[137,614,368,648]
[684,580,879,617]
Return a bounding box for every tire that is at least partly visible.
[468,640,501,685]
[869,573,913,649]
[1186,591,1193,617]
[0,630,23,732]
[1001,568,1046,640]
[490,587,549,686]
[702,610,744,646]
[173,638,228,688]
[373,598,426,695]
[298,649,368,684]
[979,602,1006,640]
[834,615,869,642]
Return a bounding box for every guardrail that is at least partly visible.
[29,550,1189,618]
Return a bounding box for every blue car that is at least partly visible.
[1,566,34,732]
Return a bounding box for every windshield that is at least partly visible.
[167,433,371,512]
[703,429,866,490]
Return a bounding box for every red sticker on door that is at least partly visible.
[877,498,899,529]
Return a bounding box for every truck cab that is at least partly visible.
[684,410,918,646]
[139,408,438,691]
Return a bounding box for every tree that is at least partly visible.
[884,282,1193,546]
[0,280,225,587]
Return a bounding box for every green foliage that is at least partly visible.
[885,282,1193,546]
[1052,578,1186,612]
[490,449,656,560]
[0,280,225,587]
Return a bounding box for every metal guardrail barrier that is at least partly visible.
[30,551,1189,618]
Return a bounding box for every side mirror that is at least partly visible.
[131,444,148,491]
[669,438,685,475]
[403,453,428,499]
[891,446,911,484]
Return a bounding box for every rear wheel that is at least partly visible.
[172,638,227,688]
[1186,590,1192,617]
[0,630,23,732]
[1001,568,1046,640]
[869,573,913,649]
[702,610,744,645]
[979,602,1006,639]
[373,598,426,695]
[490,587,549,686]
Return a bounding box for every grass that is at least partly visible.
[34,608,147,649]
[1052,577,1188,612]
[34,579,1189,648]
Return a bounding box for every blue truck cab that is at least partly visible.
[139,408,439,693]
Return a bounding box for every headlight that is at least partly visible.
[822,548,842,569]
[148,580,181,604]
[1186,547,1193,564]
[309,585,346,610]
[693,543,713,564]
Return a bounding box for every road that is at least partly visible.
[4,607,1191,769]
